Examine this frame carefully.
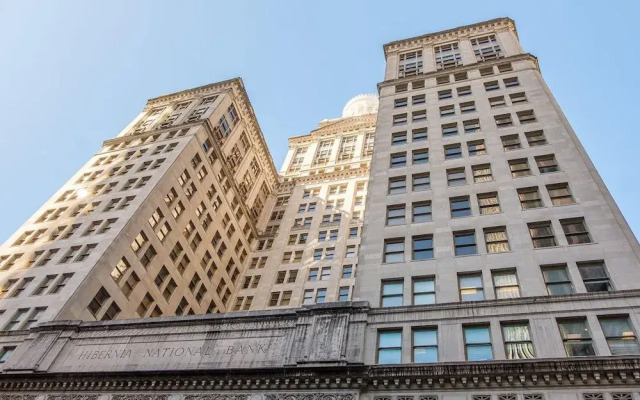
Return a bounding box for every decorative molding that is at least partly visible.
[47,396,99,400]
[265,394,356,400]
[111,396,168,400]
[185,396,250,400]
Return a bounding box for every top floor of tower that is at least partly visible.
[382,18,523,81]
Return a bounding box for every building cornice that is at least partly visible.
[383,17,516,56]
[287,166,371,185]
[288,115,377,145]
[145,78,239,108]
[377,53,540,92]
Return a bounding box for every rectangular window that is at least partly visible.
[518,187,543,209]
[489,96,506,108]
[599,316,640,355]
[388,176,406,195]
[440,105,455,117]
[438,89,452,100]
[494,113,513,127]
[390,152,407,168]
[477,192,500,215]
[577,261,611,292]
[525,130,547,146]
[547,183,575,206]
[381,280,403,307]
[342,265,353,278]
[510,92,527,104]
[502,323,535,359]
[398,50,423,77]
[413,328,438,363]
[394,98,408,108]
[504,77,520,87]
[450,197,471,218]
[472,164,492,183]
[392,132,407,145]
[386,205,405,226]
[338,286,350,301]
[472,34,503,61]
[434,42,462,70]
[492,270,520,299]
[447,168,466,186]
[463,119,480,133]
[413,149,429,164]
[484,81,500,91]
[561,218,592,245]
[542,264,573,295]
[517,110,536,124]
[460,101,475,113]
[444,144,462,160]
[558,318,595,356]
[484,226,510,253]
[528,221,557,248]
[393,114,408,125]
[412,94,426,105]
[464,325,493,361]
[412,110,427,122]
[501,134,521,150]
[384,239,404,263]
[436,75,450,85]
[413,277,435,305]
[459,273,484,302]
[467,140,486,156]
[412,201,432,223]
[454,231,477,256]
[535,154,559,173]
[412,235,434,260]
[378,330,402,364]
[412,173,430,191]
[412,127,428,141]
[457,86,471,96]
[441,122,458,137]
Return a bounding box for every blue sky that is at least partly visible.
[0,0,638,243]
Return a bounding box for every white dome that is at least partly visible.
[342,94,379,118]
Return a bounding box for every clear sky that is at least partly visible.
[0,0,638,244]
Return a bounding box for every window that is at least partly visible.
[489,96,506,108]
[484,227,510,253]
[471,34,503,61]
[542,264,573,295]
[394,98,408,108]
[412,235,434,260]
[342,265,353,278]
[412,201,431,223]
[438,89,452,100]
[441,122,458,137]
[460,101,475,113]
[561,218,592,245]
[477,192,500,215]
[412,110,427,122]
[494,113,513,128]
[484,81,499,91]
[529,221,556,248]
[436,75,450,85]
[378,330,402,364]
[498,63,513,72]
[320,267,331,280]
[384,239,404,263]
[517,110,536,124]
[558,318,595,356]
[525,130,547,146]
[599,316,640,355]
[510,92,527,104]
[493,270,520,299]
[413,328,438,363]
[412,173,430,191]
[386,205,405,226]
[501,134,521,151]
[315,288,327,304]
[518,187,543,209]
[392,132,407,145]
[454,231,476,256]
[338,286,350,301]
[457,86,472,96]
[459,273,484,301]
[393,114,408,125]
[467,140,486,156]
[546,183,574,206]
[390,152,407,168]
[413,149,429,164]
[577,261,611,292]
[398,50,423,77]
[444,144,462,160]
[440,105,455,117]
[434,42,461,70]
[388,176,406,195]
[412,127,428,141]
[381,281,403,307]
[412,80,425,89]
[0,346,15,363]
[395,83,408,93]
[472,164,492,183]
[464,325,493,361]
[504,77,520,87]
[450,197,471,218]
[463,119,480,133]
[502,323,535,359]
[413,277,435,305]
[447,168,466,186]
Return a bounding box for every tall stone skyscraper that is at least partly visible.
[0,17,640,400]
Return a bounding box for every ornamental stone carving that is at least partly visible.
[265,393,356,400]
[111,396,168,400]
[184,395,250,400]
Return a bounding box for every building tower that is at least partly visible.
[0,78,279,325]
[233,94,377,310]
[356,17,640,368]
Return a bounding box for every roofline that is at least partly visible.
[383,17,516,54]
[146,77,243,105]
